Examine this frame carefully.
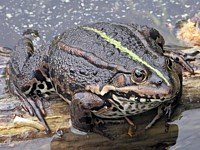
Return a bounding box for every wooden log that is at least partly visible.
[0,47,200,149]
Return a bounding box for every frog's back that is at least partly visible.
[49,23,120,95]
[57,22,163,66]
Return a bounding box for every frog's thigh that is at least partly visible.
[70,92,105,132]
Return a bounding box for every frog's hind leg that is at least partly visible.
[10,29,43,71]
[13,84,50,132]
[14,86,50,132]
[9,32,39,76]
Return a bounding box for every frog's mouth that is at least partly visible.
[86,84,178,103]
[90,85,179,118]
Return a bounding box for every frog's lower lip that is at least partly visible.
[112,93,167,103]
[113,91,168,102]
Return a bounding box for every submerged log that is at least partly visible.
[0,47,200,149]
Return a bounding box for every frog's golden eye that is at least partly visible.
[166,58,173,70]
[131,68,148,83]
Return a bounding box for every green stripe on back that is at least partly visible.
[82,26,170,86]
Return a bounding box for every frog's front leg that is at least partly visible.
[70,92,110,137]
[145,100,177,130]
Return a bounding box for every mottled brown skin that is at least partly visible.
[8,23,193,136]
[9,30,55,131]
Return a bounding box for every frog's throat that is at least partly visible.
[82,26,170,86]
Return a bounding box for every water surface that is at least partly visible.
[0,0,199,149]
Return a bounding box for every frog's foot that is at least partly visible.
[145,105,163,130]
[14,87,50,132]
[145,103,174,130]
[163,49,195,74]
[124,116,136,128]
[23,97,50,133]
[97,118,136,137]
[34,96,46,116]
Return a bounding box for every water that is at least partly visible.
[0,0,199,149]
[0,0,199,48]
[170,109,200,150]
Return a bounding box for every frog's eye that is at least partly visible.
[131,68,148,83]
[166,58,173,70]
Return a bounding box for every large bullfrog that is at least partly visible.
[8,22,193,136]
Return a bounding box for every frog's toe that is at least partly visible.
[27,98,50,133]
[21,97,34,116]
[35,97,46,116]
[12,87,34,116]
[164,104,172,119]
[145,105,163,130]
[145,103,175,130]
[145,113,162,130]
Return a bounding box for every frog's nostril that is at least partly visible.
[156,80,162,85]
[149,76,163,86]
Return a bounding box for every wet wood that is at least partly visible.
[0,47,200,149]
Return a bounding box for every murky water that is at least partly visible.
[170,109,200,150]
[0,0,199,149]
[0,0,199,48]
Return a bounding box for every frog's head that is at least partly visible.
[84,25,182,103]
[105,56,181,103]
[85,55,181,105]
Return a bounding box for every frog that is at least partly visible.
[8,22,194,136]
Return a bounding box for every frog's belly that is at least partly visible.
[93,100,161,118]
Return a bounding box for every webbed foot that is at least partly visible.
[14,87,50,133]
[163,48,195,74]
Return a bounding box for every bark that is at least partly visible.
[0,47,200,149]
